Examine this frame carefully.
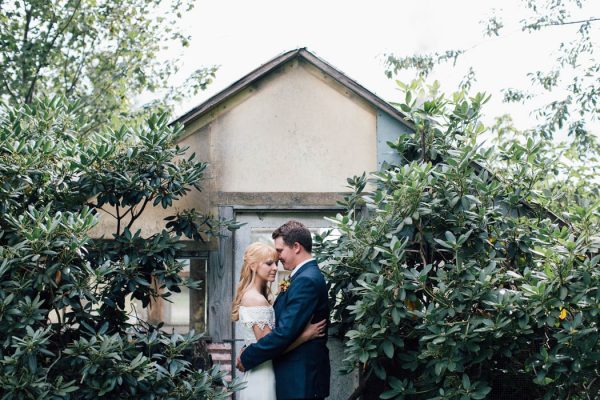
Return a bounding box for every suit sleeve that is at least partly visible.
[240,276,317,370]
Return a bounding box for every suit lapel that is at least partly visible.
[273,260,316,325]
[290,259,315,282]
[273,289,286,327]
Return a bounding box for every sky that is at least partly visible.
[162,0,600,133]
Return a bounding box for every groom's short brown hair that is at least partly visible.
[272,220,312,253]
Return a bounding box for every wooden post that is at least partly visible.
[207,206,234,341]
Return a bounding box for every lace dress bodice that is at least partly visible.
[238,305,275,345]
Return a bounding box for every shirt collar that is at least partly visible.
[289,258,314,278]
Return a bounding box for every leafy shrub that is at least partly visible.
[316,83,600,399]
[0,98,243,399]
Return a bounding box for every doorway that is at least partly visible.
[232,210,336,364]
[230,210,356,399]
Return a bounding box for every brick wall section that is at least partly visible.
[207,342,233,382]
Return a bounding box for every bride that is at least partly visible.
[231,242,326,399]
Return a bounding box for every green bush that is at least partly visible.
[316,83,600,399]
[0,98,243,399]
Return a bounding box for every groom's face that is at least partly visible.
[274,236,297,271]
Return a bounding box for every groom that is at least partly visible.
[236,220,330,399]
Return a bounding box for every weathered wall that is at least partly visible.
[204,59,377,193]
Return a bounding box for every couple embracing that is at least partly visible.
[231,220,330,399]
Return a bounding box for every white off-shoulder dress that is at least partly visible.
[237,305,277,400]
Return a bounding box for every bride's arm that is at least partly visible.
[244,292,326,350]
[243,292,274,341]
[252,324,271,340]
[253,319,325,352]
[284,318,326,353]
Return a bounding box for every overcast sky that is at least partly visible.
[163,0,600,132]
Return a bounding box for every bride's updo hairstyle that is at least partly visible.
[231,242,278,321]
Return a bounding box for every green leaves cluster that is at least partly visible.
[316,82,600,399]
[0,0,217,131]
[0,98,242,398]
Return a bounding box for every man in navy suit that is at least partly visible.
[237,220,330,399]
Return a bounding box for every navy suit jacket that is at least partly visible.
[240,260,330,399]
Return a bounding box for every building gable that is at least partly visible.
[176,49,414,194]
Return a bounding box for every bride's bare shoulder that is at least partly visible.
[240,290,270,307]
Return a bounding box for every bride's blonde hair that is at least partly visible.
[231,242,278,321]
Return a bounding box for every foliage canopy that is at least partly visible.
[0,98,242,398]
[383,0,600,219]
[316,81,600,400]
[384,0,600,142]
[0,0,216,131]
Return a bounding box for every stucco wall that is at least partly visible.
[206,60,377,193]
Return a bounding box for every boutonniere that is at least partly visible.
[278,277,291,294]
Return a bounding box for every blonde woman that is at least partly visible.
[231,242,326,400]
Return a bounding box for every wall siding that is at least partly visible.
[376,110,412,169]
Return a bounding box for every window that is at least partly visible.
[161,257,208,335]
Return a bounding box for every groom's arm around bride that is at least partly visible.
[238,220,330,400]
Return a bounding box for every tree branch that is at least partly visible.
[25,0,83,103]
[419,124,428,163]
[127,198,151,230]
[116,203,121,236]
[93,205,117,220]
[65,35,96,97]
[1,78,18,101]
[533,17,600,28]
[20,5,33,92]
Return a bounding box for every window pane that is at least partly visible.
[190,258,207,334]
[162,258,207,335]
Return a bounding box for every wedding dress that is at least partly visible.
[237,305,277,400]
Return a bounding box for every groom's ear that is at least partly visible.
[292,242,302,254]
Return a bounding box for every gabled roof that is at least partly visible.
[171,48,412,128]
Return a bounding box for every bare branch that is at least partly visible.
[65,35,96,97]
[20,6,33,89]
[1,78,18,101]
[94,206,117,219]
[127,198,151,230]
[116,203,121,236]
[25,0,83,103]
[534,16,600,28]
